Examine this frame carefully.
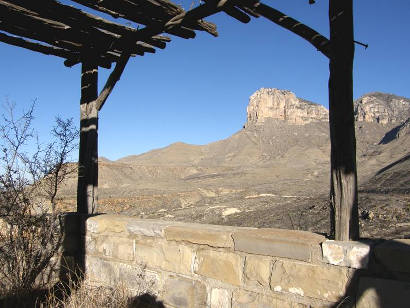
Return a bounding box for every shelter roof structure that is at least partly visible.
[0,0,331,69]
[0,0,217,68]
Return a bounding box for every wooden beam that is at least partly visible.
[0,31,74,59]
[0,8,83,51]
[0,23,113,68]
[328,0,358,240]
[223,5,251,23]
[252,2,331,58]
[0,1,144,61]
[64,55,113,69]
[7,0,170,50]
[77,58,99,215]
[70,0,217,37]
[0,0,222,66]
[96,52,131,111]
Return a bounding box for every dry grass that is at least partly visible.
[0,261,162,308]
[41,261,161,308]
[43,282,134,308]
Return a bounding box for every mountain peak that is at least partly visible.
[354,92,410,124]
[245,88,328,127]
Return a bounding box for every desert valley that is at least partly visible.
[58,88,410,239]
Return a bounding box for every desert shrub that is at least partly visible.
[0,101,77,297]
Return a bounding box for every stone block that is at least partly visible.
[270,259,354,302]
[244,255,271,287]
[165,224,234,248]
[195,249,242,286]
[162,276,207,308]
[211,288,232,308]
[117,262,160,295]
[95,236,134,261]
[232,289,292,308]
[85,235,96,255]
[127,219,181,237]
[134,237,193,275]
[356,277,410,308]
[86,255,118,285]
[322,240,371,269]
[86,214,129,234]
[233,228,325,262]
[374,239,410,274]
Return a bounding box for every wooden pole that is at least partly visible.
[77,58,98,214]
[328,0,359,240]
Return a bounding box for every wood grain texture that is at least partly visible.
[328,0,359,240]
[77,59,99,214]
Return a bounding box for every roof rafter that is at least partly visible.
[0,0,220,67]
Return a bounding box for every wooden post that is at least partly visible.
[328,0,359,240]
[77,59,99,214]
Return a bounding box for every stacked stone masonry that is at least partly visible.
[82,215,410,308]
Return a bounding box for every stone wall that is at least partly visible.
[82,214,410,308]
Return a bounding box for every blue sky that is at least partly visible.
[0,1,409,160]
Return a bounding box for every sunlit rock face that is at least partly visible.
[354,92,410,124]
[245,88,329,127]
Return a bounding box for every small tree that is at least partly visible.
[0,100,78,295]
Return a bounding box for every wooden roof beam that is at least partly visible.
[0,31,73,58]
[0,31,113,68]
[96,52,131,111]
[7,0,171,48]
[223,5,251,23]
[0,2,150,61]
[0,19,84,52]
[70,0,217,37]
[199,0,257,24]
[64,54,113,69]
[1,1,145,53]
[249,2,331,58]
[0,2,100,49]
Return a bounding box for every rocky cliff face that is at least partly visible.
[246,89,410,128]
[354,92,410,124]
[245,88,328,127]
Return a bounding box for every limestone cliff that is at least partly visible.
[354,92,410,124]
[245,88,328,127]
[246,89,410,128]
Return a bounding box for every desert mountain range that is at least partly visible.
[59,89,410,239]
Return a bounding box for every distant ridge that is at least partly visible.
[58,88,409,239]
[354,92,410,124]
[245,88,328,127]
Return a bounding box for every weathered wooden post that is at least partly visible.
[328,0,359,240]
[77,56,99,215]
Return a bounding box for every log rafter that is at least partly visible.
[0,0,219,67]
[0,0,331,68]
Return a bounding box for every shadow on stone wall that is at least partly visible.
[128,293,165,308]
[331,239,410,308]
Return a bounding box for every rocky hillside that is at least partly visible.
[354,92,410,124]
[245,88,328,126]
[58,89,410,239]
